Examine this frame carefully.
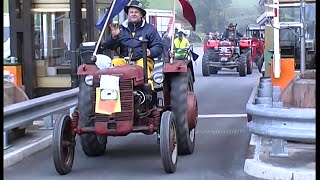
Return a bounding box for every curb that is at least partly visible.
[4,134,52,168]
[244,135,315,180]
[244,159,315,180]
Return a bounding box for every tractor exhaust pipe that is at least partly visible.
[140,39,152,111]
[141,39,149,84]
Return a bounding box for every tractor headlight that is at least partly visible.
[214,47,219,51]
[85,75,93,86]
[152,72,164,84]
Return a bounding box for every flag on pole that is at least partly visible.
[177,0,196,31]
[191,51,199,61]
[96,0,131,31]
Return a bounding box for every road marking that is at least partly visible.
[196,128,248,135]
[198,114,247,118]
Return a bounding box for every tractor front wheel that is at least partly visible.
[210,67,218,74]
[160,111,178,173]
[246,51,253,74]
[202,53,210,76]
[238,54,247,77]
[53,114,75,175]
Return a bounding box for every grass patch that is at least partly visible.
[148,0,173,10]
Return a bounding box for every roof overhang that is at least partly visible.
[256,10,275,25]
[247,24,266,31]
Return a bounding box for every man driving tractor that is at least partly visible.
[222,23,244,41]
[103,0,164,85]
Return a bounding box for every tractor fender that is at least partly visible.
[77,64,99,75]
[163,61,195,82]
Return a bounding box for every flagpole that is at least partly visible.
[170,0,176,64]
[93,0,117,55]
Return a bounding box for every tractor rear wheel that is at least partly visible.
[202,53,210,76]
[170,69,195,155]
[238,54,247,77]
[79,116,106,156]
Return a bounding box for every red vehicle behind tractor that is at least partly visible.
[244,24,265,73]
[202,27,252,77]
[52,40,198,174]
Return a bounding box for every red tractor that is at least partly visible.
[202,29,252,77]
[52,40,198,174]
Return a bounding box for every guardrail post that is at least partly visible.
[3,131,11,149]
[272,86,281,101]
[270,138,288,157]
[258,86,272,97]
[255,79,272,107]
[259,77,271,83]
[40,115,54,130]
[255,97,272,105]
[272,86,283,108]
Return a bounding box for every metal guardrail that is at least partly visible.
[4,88,79,149]
[246,77,315,156]
[4,88,79,131]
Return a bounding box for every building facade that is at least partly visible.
[5,0,115,98]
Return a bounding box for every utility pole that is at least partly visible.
[70,0,81,88]
[273,0,281,78]
[300,0,306,73]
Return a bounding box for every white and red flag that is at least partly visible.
[177,0,196,30]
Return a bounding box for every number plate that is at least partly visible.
[221,57,228,62]
[101,89,118,100]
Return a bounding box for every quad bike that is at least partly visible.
[52,40,198,174]
[202,34,251,77]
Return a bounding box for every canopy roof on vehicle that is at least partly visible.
[247,24,265,31]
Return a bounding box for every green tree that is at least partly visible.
[190,0,232,34]
[140,0,150,8]
[4,0,9,13]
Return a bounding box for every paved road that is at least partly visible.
[4,46,263,180]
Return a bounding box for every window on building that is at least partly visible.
[34,12,71,68]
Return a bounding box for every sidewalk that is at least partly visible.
[244,134,315,180]
[4,121,53,168]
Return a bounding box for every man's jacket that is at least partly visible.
[222,29,243,40]
[174,37,190,59]
[174,37,189,49]
[105,19,163,61]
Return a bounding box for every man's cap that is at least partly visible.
[124,1,146,17]
[228,23,235,27]
[178,31,184,36]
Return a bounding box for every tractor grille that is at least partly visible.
[219,46,232,54]
[93,80,134,121]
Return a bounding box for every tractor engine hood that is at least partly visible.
[94,65,144,86]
